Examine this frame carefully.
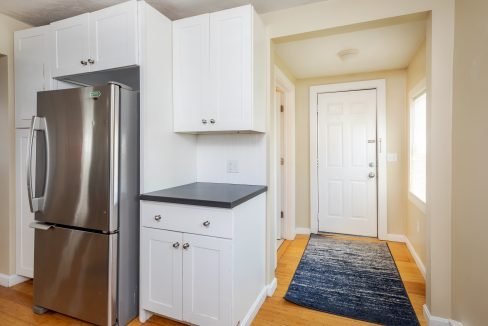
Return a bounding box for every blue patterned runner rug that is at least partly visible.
[284,234,420,325]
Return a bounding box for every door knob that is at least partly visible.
[172,242,180,249]
[80,60,88,66]
[210,119,215,124]
[182,243,190,250]
[203,220,210,227]
[368,172,376,179]
[369,162,375,167]
[154,215,162,221]
[87,58,95,64]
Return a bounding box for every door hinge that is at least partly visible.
[281,211,284,219]
[280,105,284,112]
[280,158,284,165]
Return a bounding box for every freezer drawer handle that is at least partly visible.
[29,222,54,231]
[27,116,48,213]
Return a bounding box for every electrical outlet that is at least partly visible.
[226,160,239,173]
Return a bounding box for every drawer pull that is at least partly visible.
[172,242,180,249]
[154,215,162,221]
[203,220,210,227]
[183,243,190,250]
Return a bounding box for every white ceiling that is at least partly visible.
[0,0,327,26]
[274,14,427,79]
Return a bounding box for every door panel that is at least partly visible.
[33,226,116,326]
[50,14,90,77]
[36,85,114,231]
[140,228,183,320]
[183,233,232,326]
[317,89,377,237]
[90,0,138,72]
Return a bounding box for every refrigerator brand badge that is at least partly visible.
[90,91,101,98]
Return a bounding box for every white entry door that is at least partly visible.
[317,89,378,237]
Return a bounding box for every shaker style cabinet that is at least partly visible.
[14,26,50,128]
[50,0,138,78]
[15,129,35,278]
[173,5,266,133]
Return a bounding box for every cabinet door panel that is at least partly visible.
[183,234,232,326]
[16,129,35,278]
[209,6,252,131]
[50,13,90,77]
[140,228,183,320]
[173,14,210,132]
[14,26,50,128]
[89,0,138,72]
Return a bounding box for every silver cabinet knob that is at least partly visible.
[173,242,180,249]
[182,243,190,250]
[368,172,376,179]
[154,215,162,221]
[202,119,208,124]
[203,220,210,227]
[88,58,95,64]
[210,119,215,124]
[80,60,88,66]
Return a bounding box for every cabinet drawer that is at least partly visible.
[141,202,233,239]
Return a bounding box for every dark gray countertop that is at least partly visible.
[139,182,268,208]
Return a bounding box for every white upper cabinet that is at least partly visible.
[173,14,210,133]
[50,0,139,78]
[89,0,138,71]
[14,26,50,128]
[50,13,90,77]
[173,5,266,133]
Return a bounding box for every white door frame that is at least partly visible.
[310,79,387,240]
[274,66,296,240]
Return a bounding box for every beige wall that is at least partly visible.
[294,70,408,234]
[406,41,427,266]
[0,13,30,275]
[451,0,488,324]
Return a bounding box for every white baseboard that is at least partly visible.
[241,286,267,326]
[423,304,463,326]
[0,273,29,287]
[266,277,277,297]
[404,237,426,279]
[295,227,311,235]
[385,233,407,242]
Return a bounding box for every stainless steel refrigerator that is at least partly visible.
[28,83,139,326]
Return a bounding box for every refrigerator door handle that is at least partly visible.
[29,222,54,230]
[27,116,47,213]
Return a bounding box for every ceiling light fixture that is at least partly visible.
[337,48,359,61]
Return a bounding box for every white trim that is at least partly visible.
[309,79,387,240]
[274,66,296,242]
[405,237,426,280]
[0,273,29,287]
[385,233,407,243]
[241,286,267,326]
[423,304,463,326]
[295,227,311,235]
[266,277,277,297]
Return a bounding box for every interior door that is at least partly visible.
[317,89,378,237]
[89,0,138,72]
[182,233,232,326]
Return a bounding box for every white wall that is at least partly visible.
[262,0,455,319]
[196,134,267,185]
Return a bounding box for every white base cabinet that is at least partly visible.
[140,194,266,326]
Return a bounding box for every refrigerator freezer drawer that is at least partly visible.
[33,226,117,326]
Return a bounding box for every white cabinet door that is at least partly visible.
[209,6,252,131]
[182,233,232,326]
[173,14,210,133]
[16,129,35,278]
[14,26,50,128]
[140,228,183,320]
[89,0,138,72]
[50,13,90,77]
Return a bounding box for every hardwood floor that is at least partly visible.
[0,234,425,326]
